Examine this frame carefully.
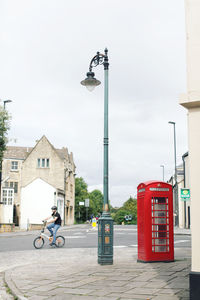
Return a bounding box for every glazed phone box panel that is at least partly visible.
[137,181,174,262]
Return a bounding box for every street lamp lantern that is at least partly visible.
[3,100,12,109]
[81,48,113,265]
[81,71,101,92]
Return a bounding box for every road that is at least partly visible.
[0,224,191,252]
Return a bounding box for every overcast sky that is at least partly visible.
[0,0,188,207]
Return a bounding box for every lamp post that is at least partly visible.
[3,100,12,109]
[81,48,113,265]
[160,165,165,181]
[0,99,12,204]
[168,121,178,227]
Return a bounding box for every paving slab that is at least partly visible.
[0,246,191,300]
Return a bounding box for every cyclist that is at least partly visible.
[43,206,62,246]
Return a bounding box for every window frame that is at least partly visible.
[37,158,50,169]
[11,161,18,171]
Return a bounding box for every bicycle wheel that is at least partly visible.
[33,236,45,249]
[55,235,65,248]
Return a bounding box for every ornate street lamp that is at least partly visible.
[81,48,113,265]
[3,100,12,109]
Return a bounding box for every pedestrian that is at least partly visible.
[43,206,62,246]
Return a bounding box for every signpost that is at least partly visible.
[180,188,190,201]
[180,188,190,229]
[85,199,89,221]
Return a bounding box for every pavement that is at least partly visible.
[0,225,191,300]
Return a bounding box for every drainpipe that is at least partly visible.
[182,152,188,228]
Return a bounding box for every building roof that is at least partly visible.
[4,138,73,164]
[3,146,33,160]
[56,148,69,160]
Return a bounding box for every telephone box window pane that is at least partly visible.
[154,218,166,225]
[158,231,167,238]
[154,211,166,217]
[154,239,166,245]
[155,246,167,252]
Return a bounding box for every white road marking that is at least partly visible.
[63,236,86,239]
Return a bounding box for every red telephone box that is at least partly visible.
[137,181,174,262]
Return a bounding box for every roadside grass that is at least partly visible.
[4,282,19,299]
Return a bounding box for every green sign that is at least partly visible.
[180,188,190,200]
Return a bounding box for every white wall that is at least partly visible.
[2,205,13,223]
[1,188,14,223]
[20,178,56,229]
[188,108,200,272]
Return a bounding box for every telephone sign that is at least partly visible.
[180,188,190,200]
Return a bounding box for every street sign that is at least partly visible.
[180,188,190,201]
[79,201,84,205]
[85,199,89,207]
[124,215,132,221]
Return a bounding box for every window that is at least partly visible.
[11,161,18,171]
[8,190,13,205]
[37,159,40,168]
[10,182,18,193]
[46,158,49,168]
[4,182,18,193]
[2,189,13,205]
[2,190,7,204]
[37,158,50,168]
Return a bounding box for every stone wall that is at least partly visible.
[0,223,15,233]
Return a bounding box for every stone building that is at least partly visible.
[1,136,75,228]
[167,153,190,229]
[180,0,200,297]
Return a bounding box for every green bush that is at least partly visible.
[113,197,137,225]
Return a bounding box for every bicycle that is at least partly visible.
[33,221,65,249]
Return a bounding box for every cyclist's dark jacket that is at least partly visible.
[52,212,62,225]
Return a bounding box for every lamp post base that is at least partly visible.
[98,212,113,265]
[190,271,200,299]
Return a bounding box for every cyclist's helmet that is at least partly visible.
[51,206,57,210]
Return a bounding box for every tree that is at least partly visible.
[74,177,104,222]
[0,105,10,200]
[88,189,103,217]
[75,177,88,222]
[123,196,137,221]
[113,208,131,224]
[0,106,10,165]
[113,196,137,225]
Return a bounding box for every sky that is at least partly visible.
[0,0,188,207]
